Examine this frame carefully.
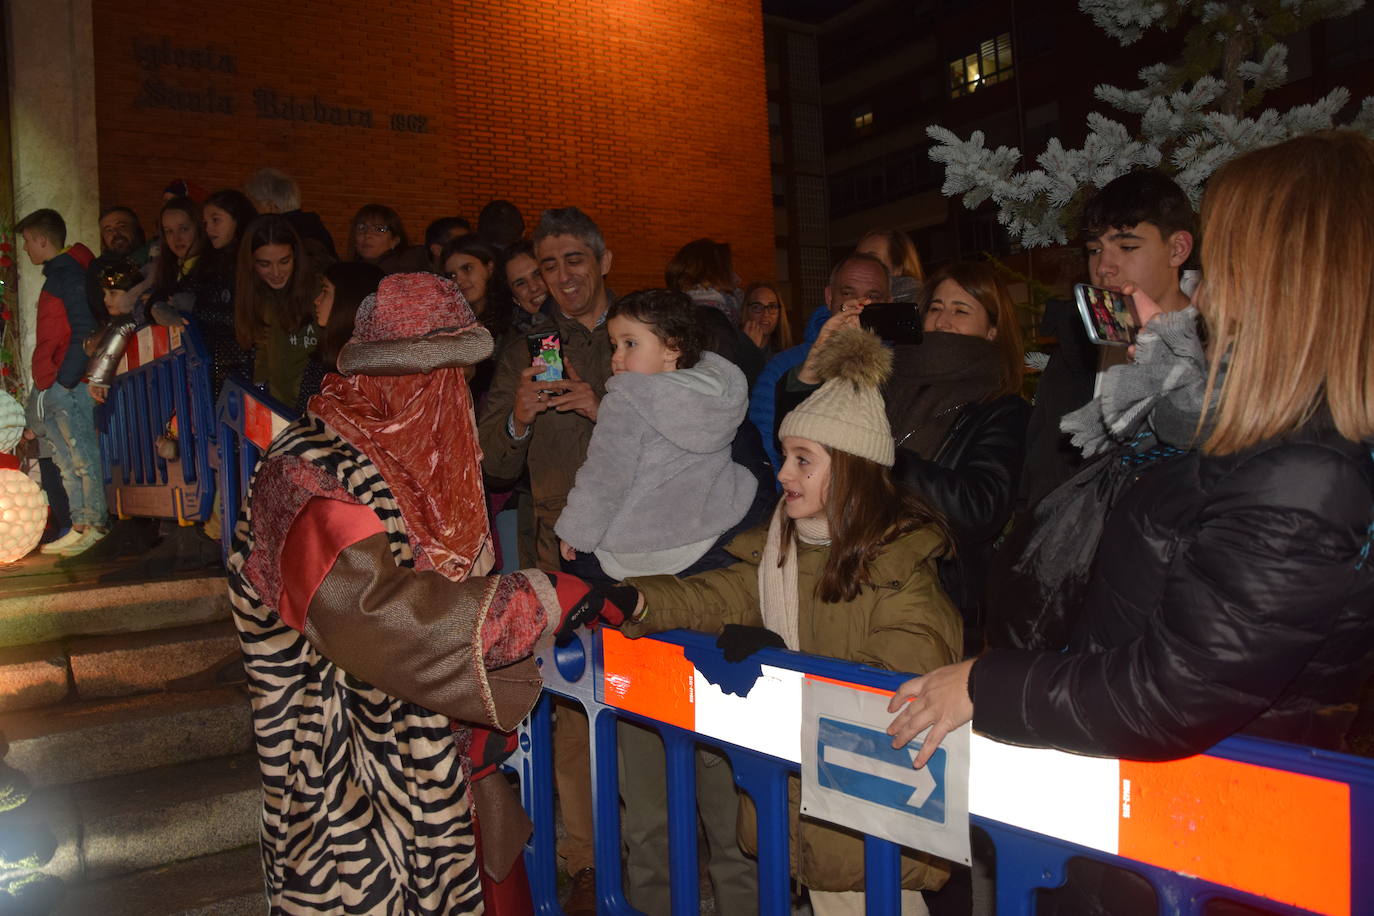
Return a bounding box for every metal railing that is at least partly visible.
[99,322,216,525]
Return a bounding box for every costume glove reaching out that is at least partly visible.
[546,573,640,645]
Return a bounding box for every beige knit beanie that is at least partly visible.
[779,327,894,466]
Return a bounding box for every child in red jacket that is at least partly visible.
[17,209,106,556]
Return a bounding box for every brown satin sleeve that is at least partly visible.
[303,532,543,730]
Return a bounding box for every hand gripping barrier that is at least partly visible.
[513,627,1374,916]
[214,377,298,552]
[99,322,216,524]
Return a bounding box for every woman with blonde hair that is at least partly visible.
[857,228,925,302]
[891,132,1374,776]
[738,280,793,360]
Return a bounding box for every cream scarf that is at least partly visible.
[758,501,831,651]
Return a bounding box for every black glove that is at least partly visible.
[716,624,786,663]
[546,573,640,644]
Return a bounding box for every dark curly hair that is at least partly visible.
[608,288,705,369]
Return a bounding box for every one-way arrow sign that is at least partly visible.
[815,716,947,824]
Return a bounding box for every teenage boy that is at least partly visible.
[1021,170,1195,507]
[17,208,107,556]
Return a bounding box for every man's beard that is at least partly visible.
[106,236,132,255]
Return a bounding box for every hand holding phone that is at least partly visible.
[527,331,565,382]
[1074,284,1138,347]
[859,303,923,346]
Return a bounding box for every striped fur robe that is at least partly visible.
[227,415,556,915]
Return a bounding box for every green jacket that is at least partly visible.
[624,521,962,892]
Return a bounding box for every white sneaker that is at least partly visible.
[55,527,107,557]
[39,529,85,554]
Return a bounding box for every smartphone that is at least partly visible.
[859,303,924,346]
[526,331,565,382]
[1073,283,1138,347]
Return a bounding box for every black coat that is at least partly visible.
[970,423,1374,758]
[892,393,1029,622]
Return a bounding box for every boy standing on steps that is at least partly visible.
[17,208,106,556]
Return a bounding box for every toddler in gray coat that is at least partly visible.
[556,288,757,581]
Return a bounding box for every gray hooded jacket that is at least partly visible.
[555,351,756,571]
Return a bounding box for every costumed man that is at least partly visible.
[226,272,619,914]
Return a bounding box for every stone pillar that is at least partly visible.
[4,0,98,391]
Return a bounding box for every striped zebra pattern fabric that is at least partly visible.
[226,414,486,915]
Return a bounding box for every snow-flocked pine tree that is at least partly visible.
[929,0,1374,247]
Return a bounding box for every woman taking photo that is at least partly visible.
[738,281,792,362]
[891,133,1374,776]
[782,261,1028,653]
[235,215,319,406]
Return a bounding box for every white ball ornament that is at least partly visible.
[0,391,24,455]
[0,469,47,562]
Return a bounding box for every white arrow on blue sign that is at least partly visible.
[816,717,947,824]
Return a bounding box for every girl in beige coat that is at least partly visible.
[612,327,963,915]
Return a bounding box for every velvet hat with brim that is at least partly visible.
[337,271,494,376]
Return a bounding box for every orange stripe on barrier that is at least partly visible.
[243,398,274,451]
[1119,756,1350,916]
[600,630,695,731]
[805,673,894,699]
[151,325,170,359]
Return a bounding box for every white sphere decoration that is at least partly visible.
[0,391,24,455]
[0,469,48,563]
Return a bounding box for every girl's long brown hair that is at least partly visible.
[151,196,205,299]
[1196,130,1374,454]
[233,215,316,348]
[780,448,952,604]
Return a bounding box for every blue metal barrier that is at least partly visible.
[214,377,298,552]
[99,322,217,524]
[204,383,1373,916]
[515,627,1374,916]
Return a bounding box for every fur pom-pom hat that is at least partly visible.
[779,327,895,466]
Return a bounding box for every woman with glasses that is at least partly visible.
[738,281,792,362]
[347,203,428,274]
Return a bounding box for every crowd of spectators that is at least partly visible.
[13,132,1374,916]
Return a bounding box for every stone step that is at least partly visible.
[52,844,264,916]
[10,752,260,884]
[0,621,241,713]
[0,686,252,787]
[69,620,240,701]
[0,575,230,650]
[0,641,69,713]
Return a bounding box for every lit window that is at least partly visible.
[853,107,874,130]
[949,33,1013,98]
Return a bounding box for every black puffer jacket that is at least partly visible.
[970,423,1374,758]
[892,393,1029,619]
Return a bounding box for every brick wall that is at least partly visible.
[91,0,774,291]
